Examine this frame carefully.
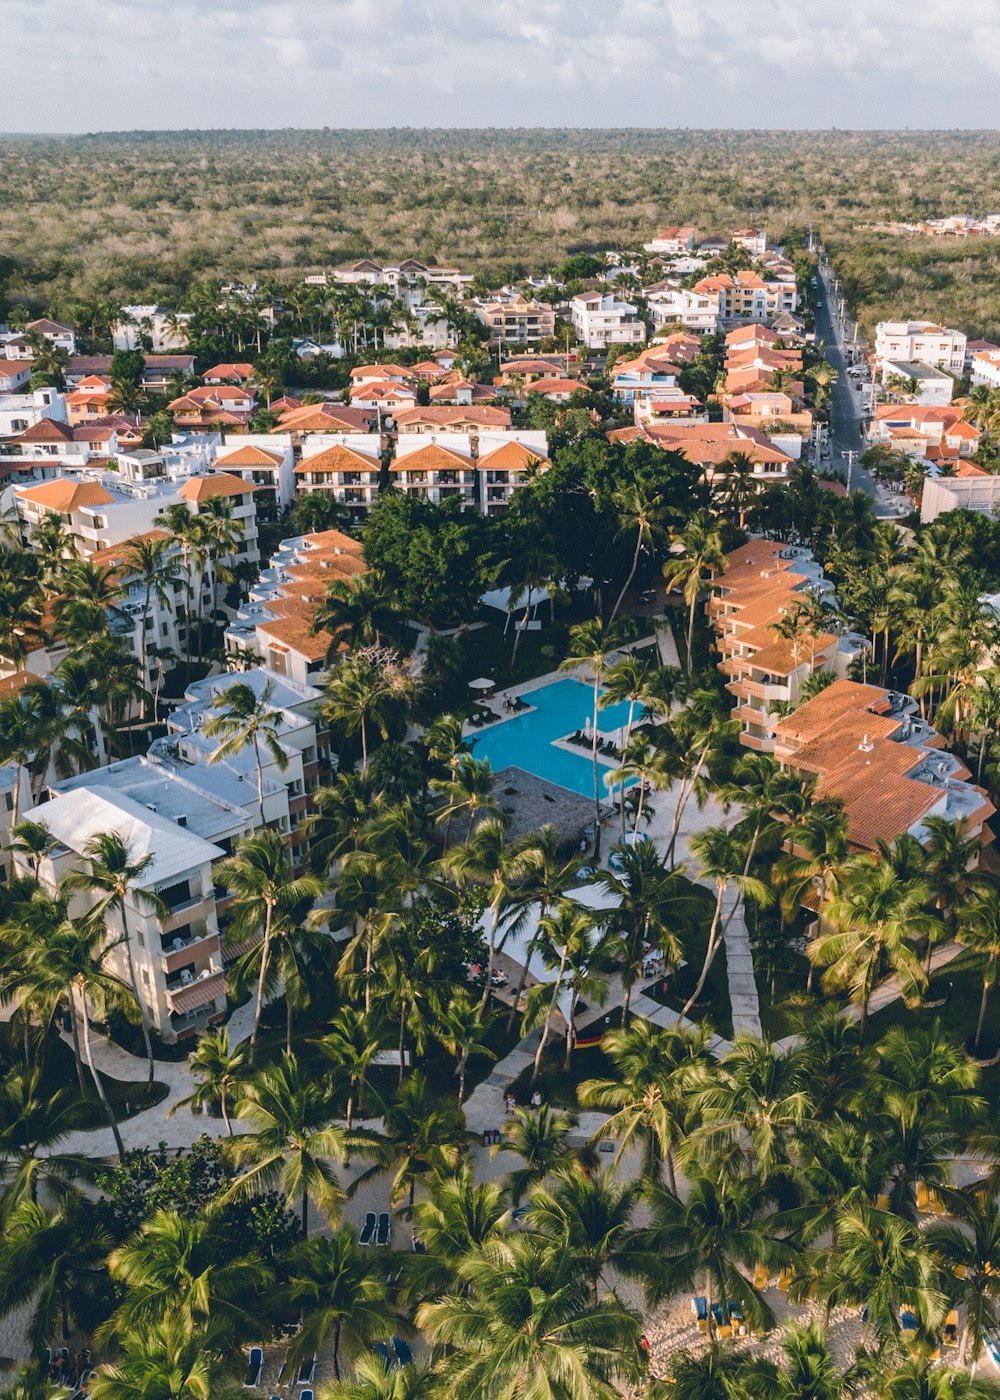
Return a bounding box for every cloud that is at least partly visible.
[0,0,997,131]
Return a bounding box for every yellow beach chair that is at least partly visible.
[753,1263,768,1291]
[778,1267,794,1293]
[916,1182,931,1213]
[944,1310,959,1348]
[931,1189,947,1218]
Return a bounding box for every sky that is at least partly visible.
[3,0,999,133]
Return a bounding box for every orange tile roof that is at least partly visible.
[294,444,380,474]
[18,480,115,511]
[475,441,550,473]
[178,473,258,502]
[773,680,893,745]
[214,445,283,468]
[0,670,35,699]
[394,406,511,429]
[391,443,473,472]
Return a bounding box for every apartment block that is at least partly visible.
[874,321,967,373]
[570,293,646,348]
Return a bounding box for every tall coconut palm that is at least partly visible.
[683,824,771,1020]
[324,649,414,774]
[196,495,243,624]
[103,1208,271,1342]
[405,1161,510,1302]
[0,1366,71,1400]
[558,618,626,858]
[215,830,322,1058]
[16,897,135,1157]
[0,1195,111,1348]
[318,1006,386,1131]
[283,1229,401,1377]
[498,1104,581,1204]
[694,1035,811,1180]
[204,677,289,825]
[355,1072,470,1209]
[926,1192,1000,1368]
[592,838,702,1024]
[503,824,576,1031]
[634,1166,793,1337]
[430,755,499,844]
[415,1235,645,1400]
[63,831,168,1092]
[318,1354,432,1400]
[0,1068,92,1213]
[775,807,851,993]
[431,993,494,1105]
[228,1053,347,1236]
[118,533,183,719]
[529,1165,642,1304]
[816,1202,945,1351]
[523,900,595,1086]
[608,481,665,627]
[959,877,1000,1053]
[312,572,407,654]
[441,815,529,1013]
[7,817,55,880]
[814,856,936,1038]
[88,1315,232,1400]
[661,508,726,675]
[739,1318,848,1400]
[579,1020,714,1189]
[878,1358,1000,1400]
[166,1026,250,1136]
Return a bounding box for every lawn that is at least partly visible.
[0,1024,169,1124]
[865,947,1000,1108]
[505,1006,626,1111]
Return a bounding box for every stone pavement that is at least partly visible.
[720,888,761,1037]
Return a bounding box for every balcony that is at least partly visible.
[741,678,790,702]
[161,889,212,931]
[165,969,226,1014]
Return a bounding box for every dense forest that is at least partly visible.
[5,128,1000,335]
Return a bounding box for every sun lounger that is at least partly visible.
[359,1212,376,1246]
[375,1343,393,1373]
[391,1337,414,1366]
[244,1348,264,1389]
[376,1212,391,1247]
[753,1264,768,1290]
[944,1310,959,1347]
[931,1189,947,1217]
[916,1182,931,1213]
[900,1309,917,1342]
[300,1390,313,1400]
[875,1193,889,1210]
[411,1230,426,1253]
[778,1267,794,1293]
[986,1332,1000,1372]
[691,1297,708,1322]
[296,1357,316,1386]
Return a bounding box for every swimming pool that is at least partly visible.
[471,678,640,799]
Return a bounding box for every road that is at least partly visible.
[812,256,879,499]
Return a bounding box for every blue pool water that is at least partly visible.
[471,678,640,799]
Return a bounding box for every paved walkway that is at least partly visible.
[655,623,681,669]
[720,888,761,1036]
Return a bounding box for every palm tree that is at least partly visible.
[579,1020,714,1188]
[713,450,759,530]
[926,1192,1000,1367]
[324,650,412,774]
[662,508,726,674]
[441,815,529,1013]
[608,481,664,626]
[878,1358,1000,1400]
[166,1026,250,1135]
[498,1105,581,1204]
[415,1236,645,1400]
[63,830,168,1093]
[660,1345,770,1399]
[215,830,322,1058]
[740,1318,849,1400]
[312,572,407,653]
[432,993,494,1105]
[0,1068,92,1212]
[7,817,55,879]
[103,1208,271,1341]
[118,533,183,718]
[0,1367,71,1400]
[405,1160,509,1302]
[16,899,135,1157]
[318,1006,386,1130]
[197,496,243,623]
[959,876,1000,1053]
[683,824,771,1020]
[633,1166,793,1337]
[0,1195,111,1348]
[228,1053,347,1235]
[204,677,289,825]
[816,1202,944,1351]
[317,1353,432,1400]
[522,899,596,1085]
[695,1035,811,1180]
[0,691,44,825]
[283,1229,401,1378]
[88,1315,233,1400]
[814,855,936,1038]
[592,836,700,1023]
[774,807,850,993]
[529,1165,641,1304]
[356,1072,470,1208]
[558,619,625,858]
[160,503,199,673]
[430,755,499,844]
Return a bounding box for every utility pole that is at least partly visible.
[842,449,857,491]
